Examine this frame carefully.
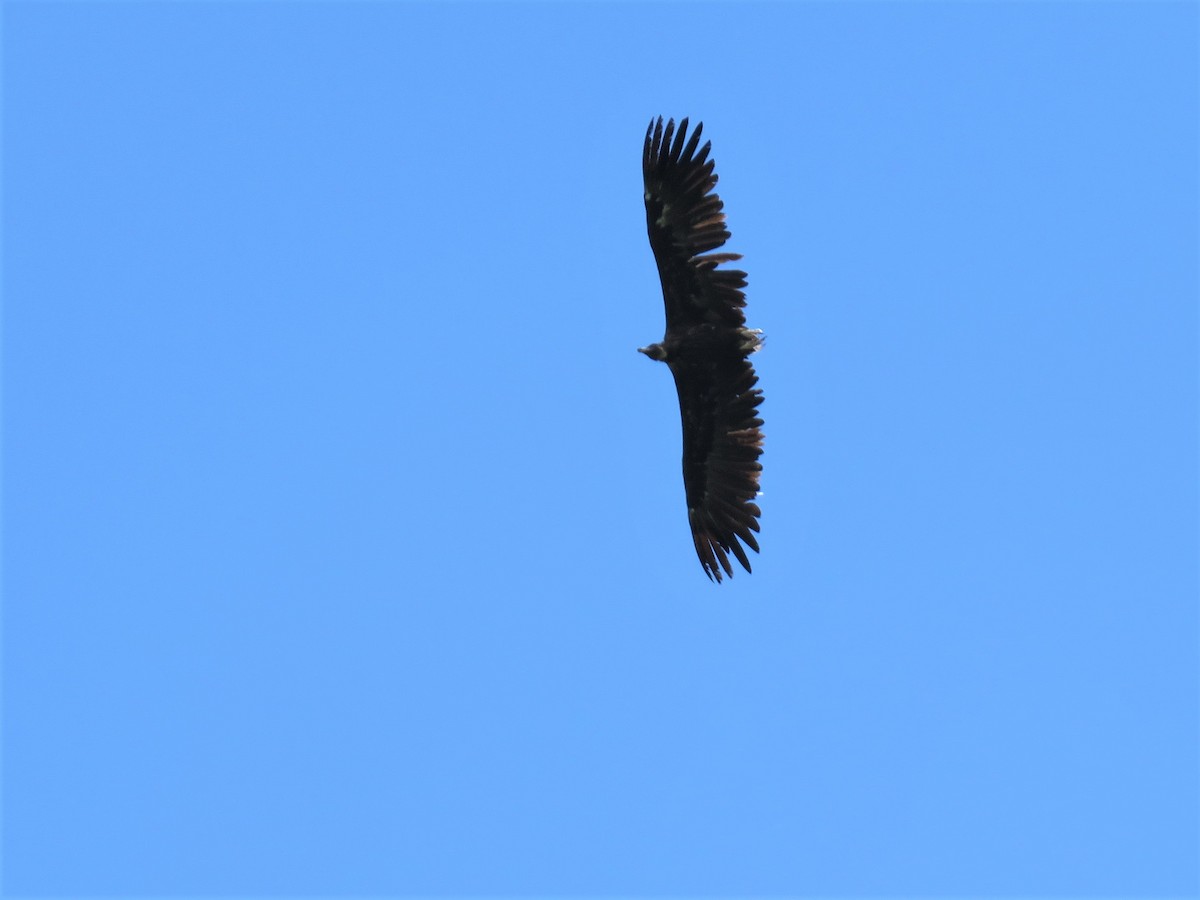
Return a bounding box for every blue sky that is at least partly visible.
[3,1,1197,896]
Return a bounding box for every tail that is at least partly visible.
[740,328,765,354]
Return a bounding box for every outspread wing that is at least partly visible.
[643,117,748,330]
[672,355,764,582]
[643,116,764,582]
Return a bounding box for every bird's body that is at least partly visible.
[640,117,765,582]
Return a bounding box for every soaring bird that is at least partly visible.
[639,116,765,582]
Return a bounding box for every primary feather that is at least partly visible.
[639,117,765,582]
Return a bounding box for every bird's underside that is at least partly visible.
[640,116,764,582]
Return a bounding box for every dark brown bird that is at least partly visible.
[639,116,765,582]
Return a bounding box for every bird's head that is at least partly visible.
[638,342,668,362]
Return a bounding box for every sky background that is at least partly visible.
[3,2,1197,897]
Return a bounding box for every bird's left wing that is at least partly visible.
[643,117,748,331]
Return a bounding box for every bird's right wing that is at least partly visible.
[670,355,764,582]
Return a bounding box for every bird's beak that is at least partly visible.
[638,343,667,361]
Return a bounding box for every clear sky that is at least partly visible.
[4,2,1197,896]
